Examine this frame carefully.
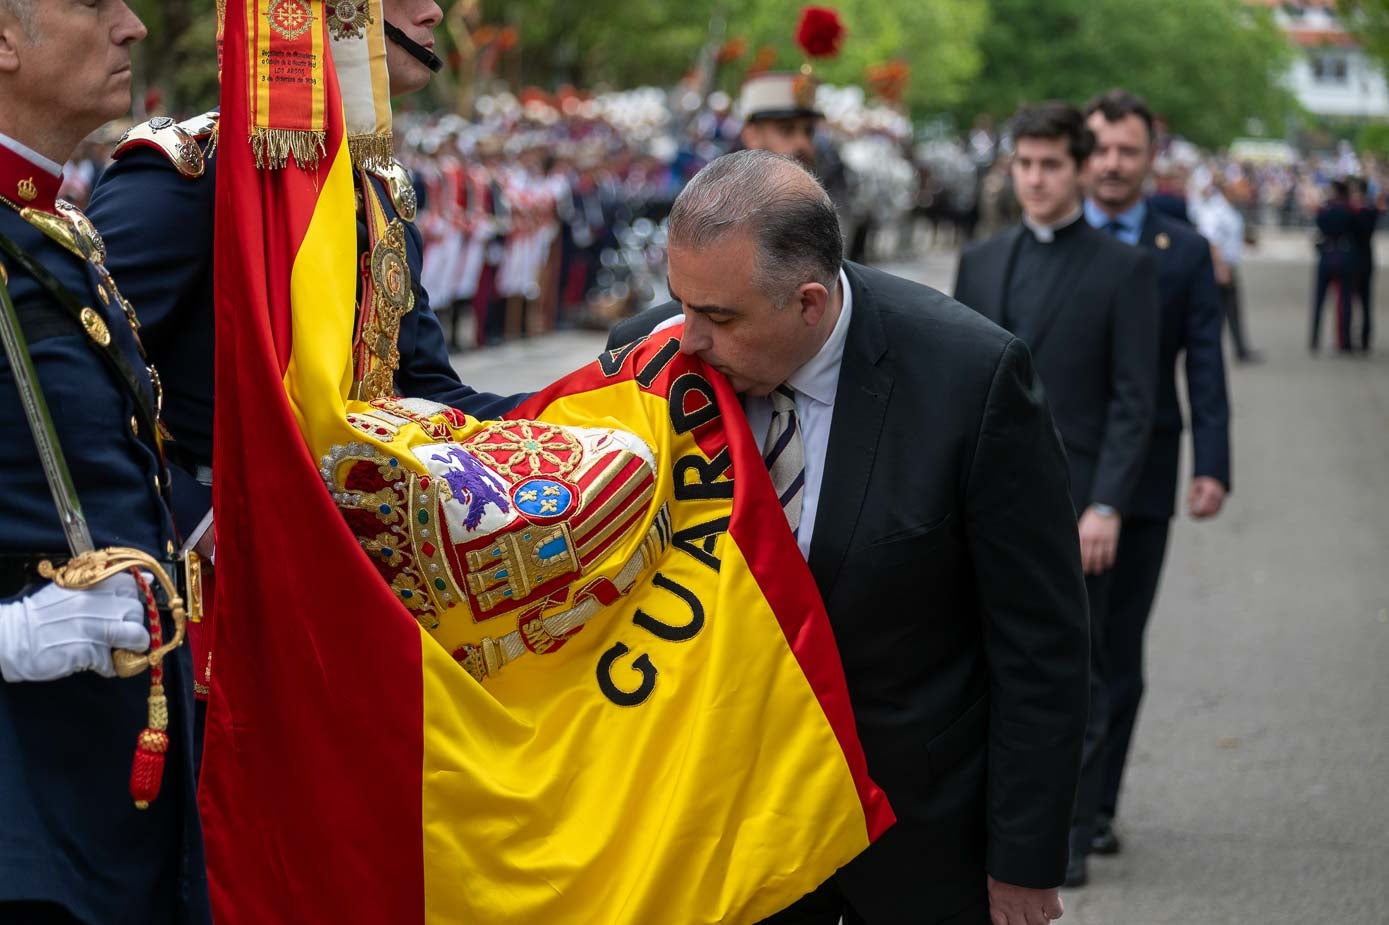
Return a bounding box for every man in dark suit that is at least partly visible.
[1079,89,1231,869]
[952,101,1160,887]
[607,150,1089,924]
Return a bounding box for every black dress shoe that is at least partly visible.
[1063,853,1088,888]
[1091,816,1121,855]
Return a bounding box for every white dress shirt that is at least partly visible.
[1191,192,1244,267]
[743,267,853,559]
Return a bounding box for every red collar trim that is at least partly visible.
[0,141,61,213]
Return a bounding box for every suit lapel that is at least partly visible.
[807,263,893,598]
[1139,209,1178,309]
[1139,210,1159,249]
[1024,223,1104,355]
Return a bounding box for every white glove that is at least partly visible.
[0,571,152,682]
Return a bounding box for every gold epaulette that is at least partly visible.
[366,158,418,222]
[113,111,221,179]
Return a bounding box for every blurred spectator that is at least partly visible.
[1192,176,1262,363]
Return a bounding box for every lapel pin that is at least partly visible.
[1155,232,1171,250]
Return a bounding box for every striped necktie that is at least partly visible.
[763,385,805,533]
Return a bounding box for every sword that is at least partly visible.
[0,265,94,554]
[0,265,187,679]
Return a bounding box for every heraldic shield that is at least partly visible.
[321,397,670,684]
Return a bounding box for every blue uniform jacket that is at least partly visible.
[1316,202,1356,275]
[0,206,208,924]
[88,126,525,535]
[1127,209,1232,520]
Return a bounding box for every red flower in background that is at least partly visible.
[796,7,845,59]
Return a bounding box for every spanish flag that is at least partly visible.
[200,3,892,923]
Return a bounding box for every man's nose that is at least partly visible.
[678,316,709,355]
[115,1,149,44]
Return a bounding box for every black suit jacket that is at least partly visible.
[1128,209,1231,519]
[606,263,1090,905]
[953,222,1159,515]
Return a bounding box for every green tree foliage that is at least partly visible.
[1340,0,1389,65]
[1358,120,1389,159]
[129,0,220,115]
[958,0,1296,148]
[717,0,988,111]
[476,0,987,112]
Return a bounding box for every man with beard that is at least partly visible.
[1078,88,1230,878]
[0,1,209,921]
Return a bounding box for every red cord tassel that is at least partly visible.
[129,569,169,810]
[131,724,170,809]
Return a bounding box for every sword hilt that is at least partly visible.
[37,547,188,678]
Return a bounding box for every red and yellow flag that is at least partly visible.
[201,3,892,923]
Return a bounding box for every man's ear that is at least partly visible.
[796,280,831,327]
[0,24,23,75]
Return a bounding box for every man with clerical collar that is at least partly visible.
[0,1,209,922]
[1078,88,1231,871]
[608,148,1091,925]
[954,100,1160,888]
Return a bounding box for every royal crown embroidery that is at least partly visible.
[322,409,668,683]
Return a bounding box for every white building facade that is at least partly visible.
[1260,0,1389,119]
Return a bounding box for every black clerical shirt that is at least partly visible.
[1002,210,1087,334]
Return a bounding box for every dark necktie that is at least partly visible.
[763,385,805,533]
[1105,221,1125,238]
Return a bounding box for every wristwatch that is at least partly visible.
[1090,503,1118,518]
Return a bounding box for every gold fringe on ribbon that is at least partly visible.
[251,128,328,171]
[348,132,395,173]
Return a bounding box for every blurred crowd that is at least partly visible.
[391,84,918,347]
[54,89,1387,352]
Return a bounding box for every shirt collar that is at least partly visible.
[785,267,852,407]
[1022,206,1083,243]
[0,132,63,213]
[1084,197,1146,236]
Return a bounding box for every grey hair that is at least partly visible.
[668,149,843,304]
[0,0,35,35]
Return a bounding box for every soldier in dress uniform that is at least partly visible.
[736,71,824,172]
[0,1,209,922]
[1309,179,1357,354]
[90,0,523,545]
[87,0,527,731]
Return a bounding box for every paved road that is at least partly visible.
[450,231,1389,923]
